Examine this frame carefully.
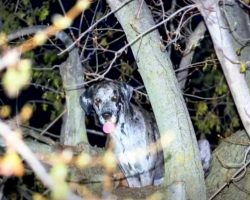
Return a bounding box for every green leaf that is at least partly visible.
[22,0,30,6]
[50,163,68,180]
[3,60,31,98]
[37,7,49,21]
[50,163,69,200]
[196,102,208,117]
[100,37,109,48]
[240,62,247,73]
[42,104,48,111]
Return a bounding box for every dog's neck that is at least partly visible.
[112,104,141,141]
[116,104,134,127]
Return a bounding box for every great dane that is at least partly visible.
[79,81,211,187]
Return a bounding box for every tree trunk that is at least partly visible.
[220,0,250,86]
[197,0,250,138]
[8,26,88,146]
[177,21,206,90]
[57,32,88,145]
[106,1,206,199]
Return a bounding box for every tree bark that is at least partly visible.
[197,0,250,138]
[57,32,88,145]
[177,21,206,90]
[206,130,250,200]
[8,26,88,146]
[219,0,250,89]
[106,1,206,199]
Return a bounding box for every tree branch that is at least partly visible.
[197,0,250,138]
[177,21,206,90]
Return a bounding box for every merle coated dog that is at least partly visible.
[79,81,211,187]
[80,81,164,187]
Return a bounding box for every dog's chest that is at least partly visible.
[111,109,152,173]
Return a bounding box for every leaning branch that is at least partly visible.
[0,120,82,200]
[197,0,250,138]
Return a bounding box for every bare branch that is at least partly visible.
[177,21,206,90]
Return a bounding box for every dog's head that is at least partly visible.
[80,81,133,125]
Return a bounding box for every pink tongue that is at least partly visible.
[103,121,116,134]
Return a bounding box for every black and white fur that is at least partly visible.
[80,81,164,187]
[80,81,212,187]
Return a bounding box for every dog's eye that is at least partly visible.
[94,98,102,104]
[111,95,118,102]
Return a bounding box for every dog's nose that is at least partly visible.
[102,112,112,120]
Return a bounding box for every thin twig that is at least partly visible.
[58,0,134,56]
[40,109,66,136]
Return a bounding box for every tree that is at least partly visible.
[106,1,205,199]
[0,0,250,199]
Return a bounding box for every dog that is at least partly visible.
[79,81,212,187]
[79,81,164,187]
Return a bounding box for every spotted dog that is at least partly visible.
[80,81,212,187]
[80,81,164,187]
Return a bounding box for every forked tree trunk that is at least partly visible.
[106,0,206,199]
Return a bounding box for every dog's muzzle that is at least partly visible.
[100,111,117,134]
[101,112,112,120]
[99,110,118,125]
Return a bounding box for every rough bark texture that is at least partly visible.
[197,0,250,138]
[57,32,88,145]
[106,0,206,199]
[206,130,250,200]
[8,26,88,146]
[196,2,250,199]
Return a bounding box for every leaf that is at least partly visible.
[43,51,57,63]
[240,62,247,73]
[20,104,33,122]
[0,152,24,177]
[32,193,47,200]
[100,37,109,48]
[42,103,48,111]
[231,117,240,128]
[50,163,68,181]
[0,105,11,118]
[215,83,228,95]
[0,32,7,45]
[102,150,117,172]
[3,59,31,98]
[196,102,208,117]
[21,0,30,6]
[50,163,69,200]
[51,182,69,200]
[75,152,91,168]
[38,6,49,21]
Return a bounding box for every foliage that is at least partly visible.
[0,0,53,33]
[186,41,241,139]
[0,0,65,122]
[3,59,32,97]
[32,50,65,120]
[0,0,247,199]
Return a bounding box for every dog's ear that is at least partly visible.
[79,85,95,115]
[119,83,133,102]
